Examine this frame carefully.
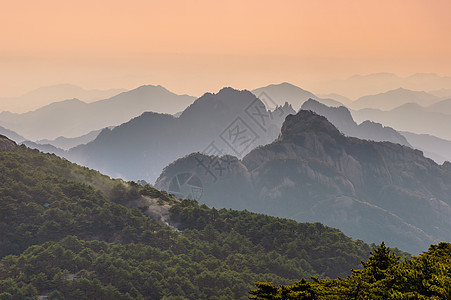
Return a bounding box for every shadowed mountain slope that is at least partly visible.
[301,99,411,146]
[67,88,295,183]
[156,110,451,254]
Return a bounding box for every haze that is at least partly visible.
[1,0,451,103]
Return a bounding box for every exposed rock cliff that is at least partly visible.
[0,135,17,151]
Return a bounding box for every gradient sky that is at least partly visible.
[1,0,451,98]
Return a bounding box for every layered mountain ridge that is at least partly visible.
[67,87,295,182]
[0,85,196,140]
[156,109,451,254]
[301,99,411,146]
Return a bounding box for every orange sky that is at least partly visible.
[1,0,451,97]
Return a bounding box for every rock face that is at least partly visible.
[301,99,411,146]
[0,135,17,151]
[156,110,451,254]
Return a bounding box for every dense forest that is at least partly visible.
[0,143,378,299]
[250,242,451,299]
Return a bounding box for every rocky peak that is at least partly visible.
[278,110,343,143]
[0,135,17,151]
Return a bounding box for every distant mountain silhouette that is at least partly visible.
[301,99,411,146]
[0,126,26,143]
[0,85,196,140]
[428,88,451,99]
[350,88,439,111]
[251,82,343,110]
[67,88,295,183]
[21,140,66,157]
[156,110,451,254]
[301,99,451,164]
[426,98,451,115]
[400,131,451,164]
[37,128,110,150]
[317,93,352,105]
[352,103,451,141]
[312,73,451,99]
[0,84,126,113]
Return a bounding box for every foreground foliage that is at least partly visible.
[250,242,451,299]
[0,145,379,298]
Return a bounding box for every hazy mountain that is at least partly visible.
[317,93,352,105]
[67,87,295,183]
[301,99,451,165]
[428,88,451,98]
[21,140,66,157]
[312,73,451,100]
[0,126,26,143]
[426,98,451,115]
[352,103,451,141]
[0,84,126,113]
[400,131,451,164]
[156,110,451,254]
[37,128,109,150]
[301,99,411,146]
[350,88,439,111]
[0,85,196,140]
[252,82,343,110]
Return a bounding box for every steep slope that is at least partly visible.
[252,82,343,110]
[156,110,451,254]
[301,99,410,146]
[0,136,375,298]
[0,134,17,151]
[0,85,196,140]
[68,87,295,183]
[350,88,439,111]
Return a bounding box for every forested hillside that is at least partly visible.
[0,136,376,299]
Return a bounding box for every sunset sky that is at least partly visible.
[1,0,451,98]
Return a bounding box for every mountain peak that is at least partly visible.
[279,110,342,143]
[0,135,17,151]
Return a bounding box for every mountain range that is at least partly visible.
[0,85,196,140]
[349,87,440,111]
[36,128,109,150]
[352,102,451,141]
[301,99,451,165]
[0,126,26,143]
[301,99,411,147]
[155,109,451,254]
[0,134,378,298]
[399,131,451,165]
[251,82,343,109]
[312,73,451,100]
[0,84,126,113]
[66,87,295,183]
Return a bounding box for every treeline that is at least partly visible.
[0,144,400,298]
[249,242,451,299]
